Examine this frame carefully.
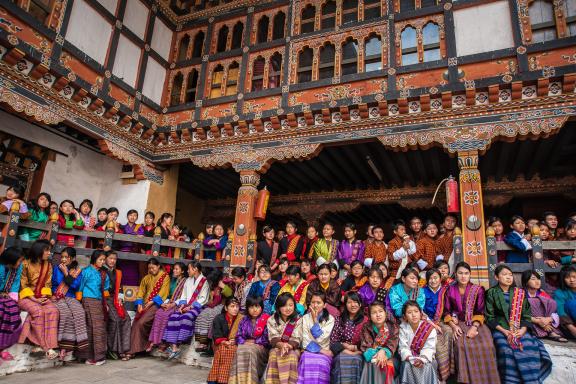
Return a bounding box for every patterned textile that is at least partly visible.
[18,297,59,350]
[77,298,107,361]
[148,306,176,345]
[163,306,203,344]
[296,351,331,384]
[453,324,500,384]
[194,303,223,340]
[229,343,269,384]
[399,359,439,384]
[129,306,158,354]
[527,291,562,337]
[265,349,300,384]
[436,324,454,381]
[106,297,131,353]
[0,297,22,350]
[364,241,387,264]
[359,363,394,384]
[53,296,88,351]
[207,343,237,383]
[330,353,364,384]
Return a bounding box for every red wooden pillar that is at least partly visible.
[457,150,489,286]
[230,170,260,267]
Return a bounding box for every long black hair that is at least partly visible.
[245,295,264,317]
[341,291,364,322]
[308,291,329,323]
[173,261,187,278]
[28,192,51,214]
[61,247,78,270]
[274,292,298,325]
[0,247,24,266]
[27,239,51,263]
[59,199,78,221]
[559,265,576,291]
[90,249,106,265]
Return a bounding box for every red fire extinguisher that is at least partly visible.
[254,186,270,221]
[432,176,459,213]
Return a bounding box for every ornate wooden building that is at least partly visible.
[0,0,575,281]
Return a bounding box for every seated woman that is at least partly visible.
[18,240,59,360]
[306,264,341,318]
[207,297,243,384]
[398,300,438,384]
[231,267,251,312]
[194,269,233,352]
[297,292,336,384]
[126,258,170,359]
[271,258,289,286]
[553,265,576,339]
[277,266,310,315]
[265,292,303,384]
[229,296,270,384]
[359,301,399,384]
[388,268,426,320]
[19,192,50,242]
[504,215,532,263]
[163,261,209,360]
[76,250,110,366]
[358,267,388,311]
[444,261,500,384]
[248,265,280,315]
[551,220,576,266]
[51,247,88,359]
[148,262,187,351]
[522,269,566,341]
[340,261,367,293]
[486,264,552,383]
[330,292,368,384]
[422,268,453,381]
[0,247,24,362]
[300,260,316,283]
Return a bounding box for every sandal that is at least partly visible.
[549,333,568,342]
[145,343,154,353]
[120,354,130,361]
[46,349,59,360]
[167,350,181,361]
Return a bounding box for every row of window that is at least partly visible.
[300,0,381,34]
[529,0,576,43]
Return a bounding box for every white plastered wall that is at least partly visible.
[142,58,166,105]
[113,35,142,88]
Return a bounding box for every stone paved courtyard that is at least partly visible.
[1,357,209,384]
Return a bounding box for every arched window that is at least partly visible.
[400,0,416,12]
[301,5,316,34]
[177,35,190,62]
[170,72,183,105]
[210,65,224,98]
[319,43,335,79]
[231,22,244,49]
[297,47,313,83]
[421,0,437,8]
[268,52,282,88]
[257,16,270,43]
[529,0,557,43]
[321,1,336,30]
[341,38,358,75]
[252,57,265,92]
[192,31,204,58]
[273,12,286,40]
[342,0,358,24]
[401,26,418,65]
[185,69,198,103]
[422,22,440,62]
[364,35,382,72]
[226,62,240,96]
[364,0,381,20]
[217,25,229,52]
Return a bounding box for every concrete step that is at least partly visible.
[0,344,74,377]
[543,340,576,383]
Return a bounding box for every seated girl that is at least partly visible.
[521,269,566,341]
[278,266,310,315]
[553,265,576,338]
[265,292,303,384]
[163,261,209,360]
[271,258,289,286]
[51,247,88,359]
[207,297,243,384]
[306,264,341,318]
[57,200,85,247]
[433,260,454,286]
[18,240,59,360]
[148,262,187,351]
[300,260,316,283]
[76,250,110,366]
[388,268,426,320]
[485,264,552,383]
[248,265,280,315]
[358,267,388,311]
[19,192,50,242]
[359,301,399,384]
[398,300,438,384]
[504,215,532,263]
[330,292,368,384]
[297,291,336,384]
[229,296,270,384]
[231,267,251,312]
[0,247,24,362]
[0,185,30,218]
[340,261,367,293]
[444,261,500,384]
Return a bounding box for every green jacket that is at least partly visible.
[485,286,532,331]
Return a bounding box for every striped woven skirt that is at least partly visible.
[0,297,22,350]
[229,343,269,384]
[493,330,552,384]
[77,298,107,361]
[163,306,203,344]
[331,353,364,384]
[453,324,501,384]
[106,298,131,354]
[18,297,59,351]
[207,343,238,383]
[265,349,300,384]
[296,351,332,384]
[129,306,157,354]
[359,362,394,384]
[399,360,439,384]
[148,306,176,345]
[437,323,455,381]
[194,304,222,345]
[53,296,89,351]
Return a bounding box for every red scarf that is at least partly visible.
[54,268,81,299]
[286,234,301,262]
[112,269,126,319]
[187,276,207,305]
[373,323,395,381]
[410,321,434,356]
[509,287,525,350]
[464,284,481,326]
[280,316,300,342]
[146,272,168,303]
[170,277,186,303]
[254,313,271,338]
[293,280,309,303]
[302,237,318,261]
[34,261,50,298]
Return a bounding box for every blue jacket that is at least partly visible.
[504,231,531,263]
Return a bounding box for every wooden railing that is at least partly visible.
[0,204,256,271]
